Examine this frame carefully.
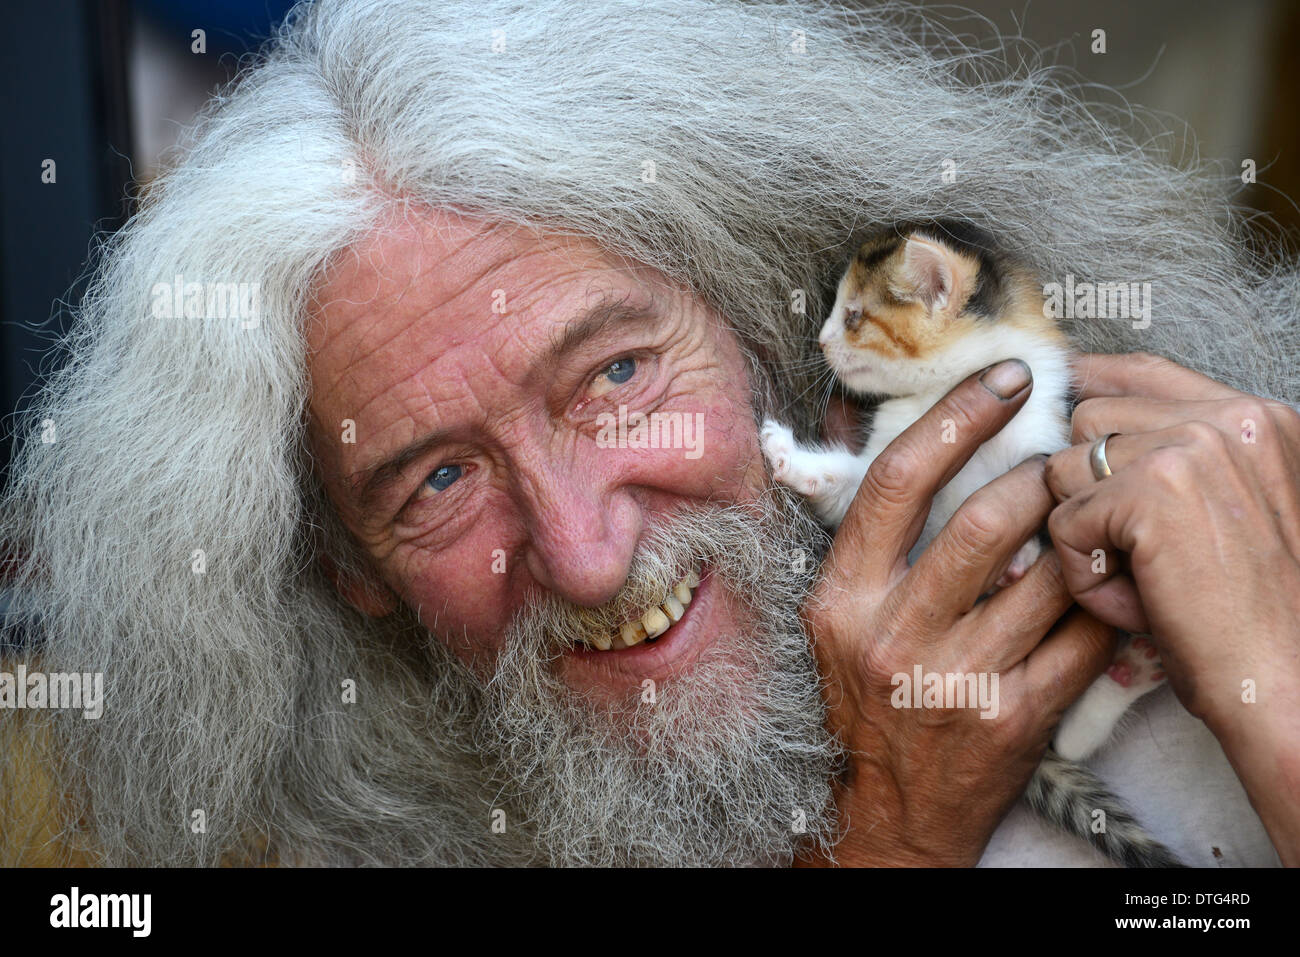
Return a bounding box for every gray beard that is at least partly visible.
[17,483,842,868]
[467,490,843,866]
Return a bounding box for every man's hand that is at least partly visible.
[1043,352,1300,864]
[800,359,1115,866]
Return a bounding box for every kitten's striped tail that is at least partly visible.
[1026,749,1185,868]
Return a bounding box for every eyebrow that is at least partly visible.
[349,292,660,510]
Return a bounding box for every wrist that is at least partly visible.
[1206,693,1300,865]
[801,761,989,867]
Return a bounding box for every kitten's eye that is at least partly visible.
[423,464,462,493]
[587,357,637,399]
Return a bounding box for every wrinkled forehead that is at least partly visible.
[307,209,627,353]
[303,208,670,415]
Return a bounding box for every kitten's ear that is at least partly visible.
[901,235,960,312]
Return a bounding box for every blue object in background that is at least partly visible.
[135,0,299,53]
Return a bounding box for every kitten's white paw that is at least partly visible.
[783,455,837,498]
[789,464,833,498]
[1053,636,1167,761]
[1105,636,1166,690]
[995,539,1042,589]
[760,419,844,499]
[760,419,796,481]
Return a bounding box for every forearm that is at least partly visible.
[1208,701,1300,866]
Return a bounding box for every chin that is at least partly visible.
[828,356,887,394]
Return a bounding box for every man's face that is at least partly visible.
[306,209,771,698]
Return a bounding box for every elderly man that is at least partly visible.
[2,0,1298,867]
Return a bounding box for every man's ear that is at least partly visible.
[317,552,399,617]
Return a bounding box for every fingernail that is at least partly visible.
[980,359,1032,399]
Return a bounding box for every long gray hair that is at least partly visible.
[2,0,1296,865]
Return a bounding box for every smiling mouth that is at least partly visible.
[577,565,701,651]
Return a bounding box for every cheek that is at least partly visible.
[625,392,764,503]
[839,322,867,348]
[703,394,765,497]
[843,324,892,357]
[385,516,518,664]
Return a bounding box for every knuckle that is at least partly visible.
[1003,705,1037,744]
[1033,545,1067,594]
[949,497,1007,556]
[1178,419,1227,456]
[1042,451,1068,496]
[938,390,984,439]
[1144,445,1196,491]
[864,445,922,505]
[858,636,906,686]
[804,600,833,639]
[1046,499,1085,555]
[1046,501,1067,540]
[1228,398,1270,430]
[1069,400,1099,439]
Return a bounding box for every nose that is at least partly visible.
[516,460,640,608]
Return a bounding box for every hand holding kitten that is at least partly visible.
[773,225,1183,865]
[797,361,1117,866]
[1043,351,1300,864]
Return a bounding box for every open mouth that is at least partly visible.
[576,564,701,651]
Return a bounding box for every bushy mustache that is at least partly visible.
[503,493,823,656]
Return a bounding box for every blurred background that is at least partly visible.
[1,0,1298,483]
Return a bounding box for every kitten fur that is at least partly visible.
[762,223,1180,867]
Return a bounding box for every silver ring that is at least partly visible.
[1090,432,1119,480]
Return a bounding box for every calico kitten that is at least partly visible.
[762,224,1177,866]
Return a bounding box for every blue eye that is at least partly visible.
[426,464,462,492]
[604,357,635,384]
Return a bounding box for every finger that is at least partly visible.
[1044,429,1175,502]
[1023,606,1120,708]
[1046,478,1151,633]
[835,358,1034,589]
[974,547,1076,670]
[1070,396,1231,444]
[1071,352,1239,402]
[907,454,1056,618]
[1067,399,1300,557]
